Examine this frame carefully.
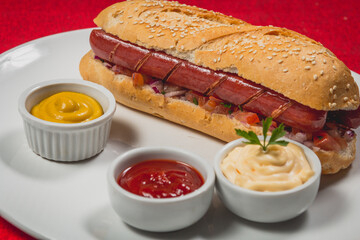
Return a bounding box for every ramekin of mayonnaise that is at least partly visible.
[214,137,321,223]
[18,79,116,161]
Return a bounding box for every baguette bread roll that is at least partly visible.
[93,0,359,111]
[79,50,357,174]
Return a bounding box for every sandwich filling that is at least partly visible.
[95,54,356,153]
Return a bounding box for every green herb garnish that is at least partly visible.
[235,117,288,152]
[221,102,232,108]
[238,105,243,111]
[193,97,199,105]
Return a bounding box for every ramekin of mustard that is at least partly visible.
[31,91,104,124]
[214,137,321,223]
[18,79,116,161]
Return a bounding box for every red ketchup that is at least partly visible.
[118,159,204,198]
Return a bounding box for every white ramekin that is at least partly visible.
[107,147,215,232]
[214,137,321,223]
[18,79,116,161]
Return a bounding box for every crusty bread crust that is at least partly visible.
[93,0,359,111]
[80,50,357,174]
[315,137,356,174]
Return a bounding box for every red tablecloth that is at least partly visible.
[0,0,359,239]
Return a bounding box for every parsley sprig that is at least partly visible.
[235,117,288,152]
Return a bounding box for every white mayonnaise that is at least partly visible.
[221,143,314,192]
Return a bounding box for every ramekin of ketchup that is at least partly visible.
[118,159,204,199]
[107,147,215,232]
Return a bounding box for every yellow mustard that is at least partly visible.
[221,143,314,192]
[31,91,103,123]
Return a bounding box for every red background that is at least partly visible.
[0,0,359,239]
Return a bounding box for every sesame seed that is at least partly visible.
[312,61,316,65]
[323,59,327,64]
[346,83,351,89]
[278,60,283,64]
[344,97,349,102]
[239,55,244,60]
[314,74,318,80]
[333,85,337,90]
[148,35,154,39]
[283,69,289,73]
[333,65,337,70]
[301,56,306,61]
[267,56,273,60]
[320,70,324,76]
[250,57,254,62]
[305,66,311,70]
[333,94,337,99]
[201,38,206,43]
[330,88,334,94]
[283,54,288,58]
[330,102,337,108]
[272,53,277,56]
[253,50,257,54]
[213,58,217,63]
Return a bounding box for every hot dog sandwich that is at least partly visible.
[79,0,360,174]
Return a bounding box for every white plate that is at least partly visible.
[0,28,359,240]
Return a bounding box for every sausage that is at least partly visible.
[327,106,360,129]
[90,29,327,132]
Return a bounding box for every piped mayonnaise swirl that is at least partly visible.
[31,91,103,123]
[221,143,314,192]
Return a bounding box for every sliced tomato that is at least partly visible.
[232,111,260,125]
[132,73,154,87]
[313,131,341,152]
[203,96,221,112]
[132,73,145,87]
